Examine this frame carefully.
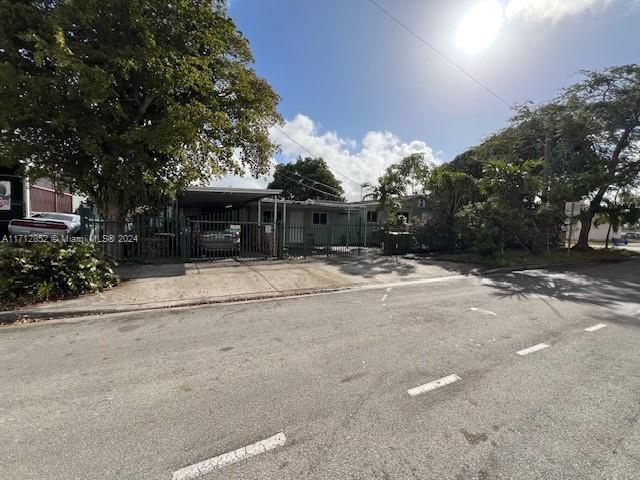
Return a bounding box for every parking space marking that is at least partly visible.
[408,374,461,397]
[516,343,549,356]
[172,433,286,480]
[470,307,496,316]
[585,323,608,332]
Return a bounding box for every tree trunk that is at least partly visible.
[102,203,124,260]
[574,187,608,250]
[574,126,634,250]
[605,222,612,250]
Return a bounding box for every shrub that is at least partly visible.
[454,200,512,257]
[409,221,458,253]
[455,199,564,257]
[0,242,119,308]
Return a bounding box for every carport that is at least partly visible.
[177,187,284,260]
[178,186,282,221]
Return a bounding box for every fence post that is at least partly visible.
[180,215,188,261]
[277,221,284,258]
[363,217,367,249]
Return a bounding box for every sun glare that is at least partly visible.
[456,1,504,54]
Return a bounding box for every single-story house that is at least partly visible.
[169,186,431,256]
[174,187,385,254]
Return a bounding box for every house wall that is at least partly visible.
[570,220,626,242]
[399,197,429,223]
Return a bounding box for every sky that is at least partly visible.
[214,0,640,200]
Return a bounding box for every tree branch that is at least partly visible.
[134,95,156,124]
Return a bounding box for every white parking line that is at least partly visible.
[516,343,549,356]
[408,374,461,397]
[470,307,497,316]
[172,433,286,480]
[585,323,608,332]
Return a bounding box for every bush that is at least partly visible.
[454,200,513,257]
[0,242,119,308]
[409,221,458,253]
[455,199,564,257]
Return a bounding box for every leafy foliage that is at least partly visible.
[363,153,433,226]
[0,242,119,308]
[268,157,345,201]
[415,167,478,252]
[0,0,281,218]
[446,65,640,254]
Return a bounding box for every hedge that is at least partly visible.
[0,242,119,308]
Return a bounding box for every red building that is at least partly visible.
[28,179,73,214]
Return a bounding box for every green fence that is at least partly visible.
[79,214,390,262]
[282,222,383,257]
[80,214,184,262]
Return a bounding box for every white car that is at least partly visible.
[8,213,81,237]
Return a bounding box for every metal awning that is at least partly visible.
[179,186,282,209]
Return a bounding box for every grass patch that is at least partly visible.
[436,247,636,268]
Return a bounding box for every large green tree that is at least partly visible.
[0,0,281,219]
[449,65,640,251]
[560,66,640,249]
[268,157,344,201]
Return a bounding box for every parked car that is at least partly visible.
[194,224,241,255]
[8,213,81,237]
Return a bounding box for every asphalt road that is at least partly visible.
[2,260,640,480]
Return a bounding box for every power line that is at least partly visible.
[365,0,512,109]
[273,125,363,187]
[293,172,342,193]
[277,172,343,200]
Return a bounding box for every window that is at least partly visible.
[262,210,273,223]
[312,212,327,225]
[366,211,378,223]
[418,198,427,208]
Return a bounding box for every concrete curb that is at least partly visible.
[0,286,348,325]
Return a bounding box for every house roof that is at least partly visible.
[180,186,282,209]
[261,198,380,209]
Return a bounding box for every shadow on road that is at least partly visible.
[325,254,479,279]
[484,260,640,322]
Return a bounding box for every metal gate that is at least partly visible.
[187,219,279,261]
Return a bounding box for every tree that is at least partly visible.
[594,191,640,249]
[560,66,640,249]
[268,157,344,201]
[362,153,433,225]
[0,0,281,220]
[415,166,478,251]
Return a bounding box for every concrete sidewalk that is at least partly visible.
[2,256,477,321]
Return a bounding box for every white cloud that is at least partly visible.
[505,0,617,22]
[211,114,438,201]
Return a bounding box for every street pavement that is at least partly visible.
[1,260,640,479]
